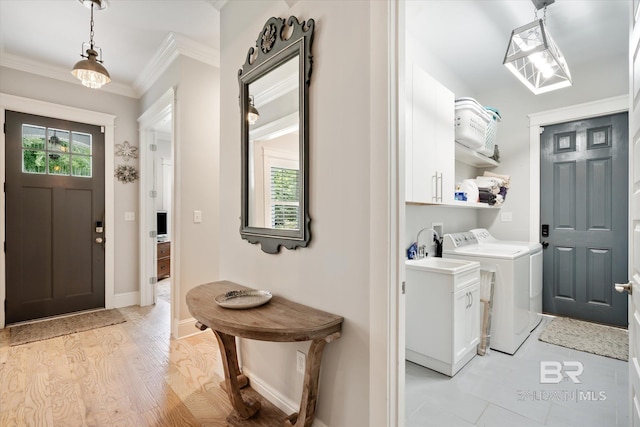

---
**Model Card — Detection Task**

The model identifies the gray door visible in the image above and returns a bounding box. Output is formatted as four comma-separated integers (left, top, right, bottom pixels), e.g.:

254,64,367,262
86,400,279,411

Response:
5,110,105,324
540,112,628,326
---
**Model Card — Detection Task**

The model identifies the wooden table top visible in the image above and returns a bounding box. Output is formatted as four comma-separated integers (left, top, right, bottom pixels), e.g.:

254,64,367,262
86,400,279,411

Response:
186,281,343,342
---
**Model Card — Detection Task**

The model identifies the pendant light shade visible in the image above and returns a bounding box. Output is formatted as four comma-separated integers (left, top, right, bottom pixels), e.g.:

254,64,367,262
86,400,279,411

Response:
72,0,111,89
503,18,572,94
248,96,260,125
72,48,111,89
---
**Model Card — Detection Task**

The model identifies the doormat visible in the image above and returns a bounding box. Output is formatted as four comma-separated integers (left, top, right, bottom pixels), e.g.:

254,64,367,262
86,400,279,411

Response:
538,317,628,361
10,309,126,346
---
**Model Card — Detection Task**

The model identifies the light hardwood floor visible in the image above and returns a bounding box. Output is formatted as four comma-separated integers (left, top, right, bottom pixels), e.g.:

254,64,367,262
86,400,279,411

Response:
0,300,233,426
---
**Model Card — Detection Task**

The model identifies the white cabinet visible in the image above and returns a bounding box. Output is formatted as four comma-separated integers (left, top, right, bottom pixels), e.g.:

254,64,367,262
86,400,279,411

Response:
406,64,455,204
405,258,480,376
453,283,480,363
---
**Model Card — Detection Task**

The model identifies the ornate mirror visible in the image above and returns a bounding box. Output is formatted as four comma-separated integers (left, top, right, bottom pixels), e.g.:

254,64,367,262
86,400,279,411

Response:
239,16,314,254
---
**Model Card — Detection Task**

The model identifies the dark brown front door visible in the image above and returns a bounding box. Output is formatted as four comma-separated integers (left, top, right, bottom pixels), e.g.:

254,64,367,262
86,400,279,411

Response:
5,110,105,324
540,112,628,326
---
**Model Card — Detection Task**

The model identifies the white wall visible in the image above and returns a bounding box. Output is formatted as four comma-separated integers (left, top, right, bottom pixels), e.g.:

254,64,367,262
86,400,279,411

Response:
140,56,221,324
476,58,628,241
220,1,390,425
0,66,140,296
405,2,629,243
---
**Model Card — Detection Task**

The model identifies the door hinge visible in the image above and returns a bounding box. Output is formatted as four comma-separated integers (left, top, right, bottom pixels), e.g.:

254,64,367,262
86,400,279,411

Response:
149,277,158,285
149,230,157,238
402,281,406,295
100,126,105,134
149,190,157,198
150,144,158,152
539,126,545,134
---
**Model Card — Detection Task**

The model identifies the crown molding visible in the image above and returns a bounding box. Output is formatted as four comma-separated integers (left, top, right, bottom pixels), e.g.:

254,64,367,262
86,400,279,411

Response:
0,52,137,98
131,32,220,98
1,33,219,99
205,0,228,10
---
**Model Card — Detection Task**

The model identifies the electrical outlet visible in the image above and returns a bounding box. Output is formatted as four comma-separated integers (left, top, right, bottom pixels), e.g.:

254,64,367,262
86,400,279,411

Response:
296,350,306,374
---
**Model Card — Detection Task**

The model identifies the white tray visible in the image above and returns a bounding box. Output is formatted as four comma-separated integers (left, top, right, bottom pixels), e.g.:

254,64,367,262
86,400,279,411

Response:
215,290,273,309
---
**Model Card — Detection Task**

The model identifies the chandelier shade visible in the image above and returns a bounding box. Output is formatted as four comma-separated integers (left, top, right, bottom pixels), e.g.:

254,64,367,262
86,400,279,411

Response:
503,19,572,95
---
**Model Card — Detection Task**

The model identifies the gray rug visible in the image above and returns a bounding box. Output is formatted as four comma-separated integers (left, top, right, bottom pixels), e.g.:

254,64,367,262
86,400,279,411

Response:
539,317,628,361
10,309,126,346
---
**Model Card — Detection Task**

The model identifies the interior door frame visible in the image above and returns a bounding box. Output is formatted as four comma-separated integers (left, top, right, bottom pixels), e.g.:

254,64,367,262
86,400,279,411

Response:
528,95,629,244
0,93,116,328
138,87,178,337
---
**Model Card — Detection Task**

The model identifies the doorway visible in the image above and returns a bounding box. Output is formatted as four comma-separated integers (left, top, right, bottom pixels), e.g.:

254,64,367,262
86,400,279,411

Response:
5,110,106,324
540,112,629,326
0,93,116,329
138,88,176,335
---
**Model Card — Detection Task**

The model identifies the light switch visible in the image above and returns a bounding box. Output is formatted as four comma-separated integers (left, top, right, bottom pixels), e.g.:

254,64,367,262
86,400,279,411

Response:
193,210,202,223
124,211,135,221
501,211,513,222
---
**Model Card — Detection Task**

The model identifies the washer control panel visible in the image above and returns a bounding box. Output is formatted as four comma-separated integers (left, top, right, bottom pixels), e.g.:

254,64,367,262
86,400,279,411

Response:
443,232,478,250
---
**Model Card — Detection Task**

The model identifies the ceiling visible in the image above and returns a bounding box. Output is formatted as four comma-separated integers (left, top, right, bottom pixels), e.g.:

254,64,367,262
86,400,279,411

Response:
0,0,223,97
0,1,630,100
406,0,629,96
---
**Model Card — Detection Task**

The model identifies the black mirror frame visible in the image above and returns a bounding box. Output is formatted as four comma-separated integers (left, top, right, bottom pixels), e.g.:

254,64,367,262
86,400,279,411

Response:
238,16,314,254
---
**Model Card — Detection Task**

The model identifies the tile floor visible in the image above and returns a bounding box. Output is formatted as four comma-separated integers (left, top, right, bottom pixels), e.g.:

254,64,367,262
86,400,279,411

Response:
405,316,628,427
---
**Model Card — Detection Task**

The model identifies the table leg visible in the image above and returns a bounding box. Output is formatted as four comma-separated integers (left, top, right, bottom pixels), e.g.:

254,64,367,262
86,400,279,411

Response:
212,330,261,419
285,332,340,427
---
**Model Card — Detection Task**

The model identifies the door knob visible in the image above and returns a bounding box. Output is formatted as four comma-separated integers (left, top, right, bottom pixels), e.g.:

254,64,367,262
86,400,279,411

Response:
614,282,632,294
95,237,104,244
541,241,549,249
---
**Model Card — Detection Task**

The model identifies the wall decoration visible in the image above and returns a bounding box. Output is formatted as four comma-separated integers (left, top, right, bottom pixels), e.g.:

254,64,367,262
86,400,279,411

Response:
115,164,139,183
115,140,138,162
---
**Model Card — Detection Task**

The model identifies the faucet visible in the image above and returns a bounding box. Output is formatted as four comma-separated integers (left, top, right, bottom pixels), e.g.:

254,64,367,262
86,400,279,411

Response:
416,228,441,259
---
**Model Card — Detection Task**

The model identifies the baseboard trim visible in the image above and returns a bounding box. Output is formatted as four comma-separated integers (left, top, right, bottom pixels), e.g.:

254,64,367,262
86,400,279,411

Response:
176,316,206,339
242,367,328,427
113,291,139,308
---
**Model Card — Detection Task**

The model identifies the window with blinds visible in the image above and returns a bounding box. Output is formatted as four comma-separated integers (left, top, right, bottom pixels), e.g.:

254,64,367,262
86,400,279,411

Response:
270,166,300,229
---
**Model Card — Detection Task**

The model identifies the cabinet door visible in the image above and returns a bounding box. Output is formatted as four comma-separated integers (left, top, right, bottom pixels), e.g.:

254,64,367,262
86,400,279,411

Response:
453,283,480,363
466,283,481,350
408,65,455,204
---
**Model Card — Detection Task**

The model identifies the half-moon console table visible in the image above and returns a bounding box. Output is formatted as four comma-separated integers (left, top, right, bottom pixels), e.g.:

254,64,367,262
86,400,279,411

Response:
186,281,343,427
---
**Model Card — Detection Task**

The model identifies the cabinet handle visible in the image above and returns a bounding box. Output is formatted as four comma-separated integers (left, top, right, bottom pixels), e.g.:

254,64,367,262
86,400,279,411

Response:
438,172,443,203
432,174,438,202
469,292,473,307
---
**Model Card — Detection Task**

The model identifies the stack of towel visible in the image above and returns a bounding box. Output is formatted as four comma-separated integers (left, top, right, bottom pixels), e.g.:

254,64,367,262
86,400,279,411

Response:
473,171,510,206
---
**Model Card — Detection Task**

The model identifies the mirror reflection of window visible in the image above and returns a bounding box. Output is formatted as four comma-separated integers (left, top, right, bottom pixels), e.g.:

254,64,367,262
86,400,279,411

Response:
251,138,299,229
247,55,300,230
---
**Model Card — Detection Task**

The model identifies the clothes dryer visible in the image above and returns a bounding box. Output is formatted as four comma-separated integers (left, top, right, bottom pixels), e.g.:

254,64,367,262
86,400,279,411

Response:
470,228,543,331
443,232,530,355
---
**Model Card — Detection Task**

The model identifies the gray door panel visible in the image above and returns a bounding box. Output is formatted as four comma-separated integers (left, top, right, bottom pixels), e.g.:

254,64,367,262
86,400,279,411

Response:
541,112,628,326
5,110,105,324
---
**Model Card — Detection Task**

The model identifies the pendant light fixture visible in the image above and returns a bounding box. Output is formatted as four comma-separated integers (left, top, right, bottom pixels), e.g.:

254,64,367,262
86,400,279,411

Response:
248,95,260,125
71,0,111,89
503,0,571,95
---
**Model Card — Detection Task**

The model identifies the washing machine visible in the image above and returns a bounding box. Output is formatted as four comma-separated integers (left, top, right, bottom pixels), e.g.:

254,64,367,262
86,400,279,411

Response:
443,232,531,355
470,228,543,332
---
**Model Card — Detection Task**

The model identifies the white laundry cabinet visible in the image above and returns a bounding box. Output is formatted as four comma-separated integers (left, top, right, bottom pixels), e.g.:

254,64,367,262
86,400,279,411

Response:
405,257,481,376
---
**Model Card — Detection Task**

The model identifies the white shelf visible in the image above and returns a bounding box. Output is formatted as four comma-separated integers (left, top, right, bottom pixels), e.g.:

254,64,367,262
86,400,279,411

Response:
455,143,499,168
406,200,501,209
